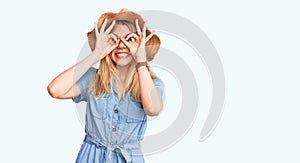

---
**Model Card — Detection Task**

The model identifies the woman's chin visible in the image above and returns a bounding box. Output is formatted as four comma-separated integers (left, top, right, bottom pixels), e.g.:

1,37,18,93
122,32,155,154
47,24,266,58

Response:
114,59,133,67
112,54,133,67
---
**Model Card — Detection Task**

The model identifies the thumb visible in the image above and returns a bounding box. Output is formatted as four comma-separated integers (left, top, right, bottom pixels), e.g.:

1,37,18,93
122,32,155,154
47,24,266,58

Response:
120,38,131,48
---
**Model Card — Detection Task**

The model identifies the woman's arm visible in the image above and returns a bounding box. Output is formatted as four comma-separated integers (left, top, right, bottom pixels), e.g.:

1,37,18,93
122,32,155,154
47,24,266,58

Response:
47,52,100,99
121,19,163,116
138,68,163,116
47,20,118,99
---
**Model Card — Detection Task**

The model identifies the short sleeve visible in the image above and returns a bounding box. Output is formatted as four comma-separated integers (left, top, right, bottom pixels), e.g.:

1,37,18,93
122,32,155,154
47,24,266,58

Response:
72,67,97,103
152,78,164,98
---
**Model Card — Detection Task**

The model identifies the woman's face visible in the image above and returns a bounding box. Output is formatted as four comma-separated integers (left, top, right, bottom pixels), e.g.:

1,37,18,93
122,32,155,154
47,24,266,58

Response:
110,24,134,67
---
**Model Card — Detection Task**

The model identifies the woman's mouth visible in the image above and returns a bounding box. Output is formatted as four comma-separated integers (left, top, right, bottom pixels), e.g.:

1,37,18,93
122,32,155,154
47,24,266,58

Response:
115,52,129,58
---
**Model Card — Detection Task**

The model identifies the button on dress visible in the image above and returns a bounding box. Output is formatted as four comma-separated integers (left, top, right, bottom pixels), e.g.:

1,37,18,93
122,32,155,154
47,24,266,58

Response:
72,68,164,163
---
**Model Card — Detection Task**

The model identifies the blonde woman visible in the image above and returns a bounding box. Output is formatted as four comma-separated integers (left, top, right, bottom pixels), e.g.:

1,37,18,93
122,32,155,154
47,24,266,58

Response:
47,9,164,163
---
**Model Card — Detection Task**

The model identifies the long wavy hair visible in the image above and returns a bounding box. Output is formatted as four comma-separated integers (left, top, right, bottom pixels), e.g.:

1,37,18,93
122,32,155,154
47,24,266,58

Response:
90,20,159,102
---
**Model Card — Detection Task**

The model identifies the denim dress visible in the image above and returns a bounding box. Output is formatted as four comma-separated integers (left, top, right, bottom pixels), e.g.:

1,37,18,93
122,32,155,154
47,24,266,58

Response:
72,68,163,163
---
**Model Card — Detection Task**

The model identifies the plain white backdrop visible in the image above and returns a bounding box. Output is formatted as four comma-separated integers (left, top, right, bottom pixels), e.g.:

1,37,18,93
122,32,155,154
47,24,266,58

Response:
0,0,299,162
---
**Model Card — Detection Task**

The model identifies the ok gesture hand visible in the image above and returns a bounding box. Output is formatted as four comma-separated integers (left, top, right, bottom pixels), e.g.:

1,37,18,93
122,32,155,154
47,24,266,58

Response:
120,19,155,62
93,19,119,61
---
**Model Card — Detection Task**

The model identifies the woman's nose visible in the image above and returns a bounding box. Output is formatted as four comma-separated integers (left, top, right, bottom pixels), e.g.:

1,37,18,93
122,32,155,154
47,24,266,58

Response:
117,40,126,48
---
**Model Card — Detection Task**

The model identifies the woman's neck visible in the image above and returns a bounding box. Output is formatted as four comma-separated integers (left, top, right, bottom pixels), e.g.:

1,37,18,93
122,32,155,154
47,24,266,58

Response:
115,62,133,83
114,62,135,99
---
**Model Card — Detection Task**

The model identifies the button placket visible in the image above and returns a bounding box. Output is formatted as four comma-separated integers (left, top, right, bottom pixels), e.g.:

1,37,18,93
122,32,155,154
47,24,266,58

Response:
113,104,120,122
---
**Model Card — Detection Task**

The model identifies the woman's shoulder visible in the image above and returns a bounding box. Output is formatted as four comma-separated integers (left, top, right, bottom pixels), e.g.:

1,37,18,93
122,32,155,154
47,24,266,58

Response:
87,67,98,74
77,67,98,85
152,78,164,86
82,67,98,79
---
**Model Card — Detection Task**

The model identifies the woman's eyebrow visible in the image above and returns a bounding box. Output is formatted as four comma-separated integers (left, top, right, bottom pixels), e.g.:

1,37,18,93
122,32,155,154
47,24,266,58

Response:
111,33,119,38
111,33,135,39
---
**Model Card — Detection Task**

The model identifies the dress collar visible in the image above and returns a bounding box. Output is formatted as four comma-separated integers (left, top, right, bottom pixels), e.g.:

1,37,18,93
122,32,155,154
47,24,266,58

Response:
109,77,132,101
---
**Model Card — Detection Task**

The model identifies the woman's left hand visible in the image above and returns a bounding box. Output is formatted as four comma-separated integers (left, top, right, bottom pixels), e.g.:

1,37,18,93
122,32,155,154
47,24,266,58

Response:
120,19,155,62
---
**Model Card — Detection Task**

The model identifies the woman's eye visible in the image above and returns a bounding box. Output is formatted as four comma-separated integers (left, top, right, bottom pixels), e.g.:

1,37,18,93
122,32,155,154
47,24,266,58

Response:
111,38,117,43
127,37,135,42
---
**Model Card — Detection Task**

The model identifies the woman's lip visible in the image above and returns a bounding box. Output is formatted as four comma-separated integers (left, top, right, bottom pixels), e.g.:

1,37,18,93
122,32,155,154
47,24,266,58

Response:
115,51,129,54
115,53,129,57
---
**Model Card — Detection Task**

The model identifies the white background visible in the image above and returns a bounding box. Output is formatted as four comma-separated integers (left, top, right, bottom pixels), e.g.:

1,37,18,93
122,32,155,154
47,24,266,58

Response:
0,0,299,162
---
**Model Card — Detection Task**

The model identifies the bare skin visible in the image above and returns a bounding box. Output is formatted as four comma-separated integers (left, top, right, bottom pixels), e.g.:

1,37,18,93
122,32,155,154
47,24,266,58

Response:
47,19,163,116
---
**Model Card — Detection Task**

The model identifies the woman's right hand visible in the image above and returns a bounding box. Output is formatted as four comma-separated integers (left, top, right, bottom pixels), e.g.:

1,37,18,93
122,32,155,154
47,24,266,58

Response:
48,19,118,99
92,19,119,62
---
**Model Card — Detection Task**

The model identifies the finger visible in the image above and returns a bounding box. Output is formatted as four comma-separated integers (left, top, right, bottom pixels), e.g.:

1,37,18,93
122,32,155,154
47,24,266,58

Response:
107,43,118,54
120,38,132,48
135,19,142,35
100,18,108,33
115,39,120,46
94,22,99,39
142,21,147,38
144,32,155,43
105,20,116,34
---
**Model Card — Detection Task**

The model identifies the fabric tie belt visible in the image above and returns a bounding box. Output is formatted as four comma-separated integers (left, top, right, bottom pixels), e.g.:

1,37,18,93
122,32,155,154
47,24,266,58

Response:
84,135,141,163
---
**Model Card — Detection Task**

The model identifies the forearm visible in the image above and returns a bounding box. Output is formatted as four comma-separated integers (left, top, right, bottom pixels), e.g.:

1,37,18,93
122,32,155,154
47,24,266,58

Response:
47,51,100,98
138,67,163,116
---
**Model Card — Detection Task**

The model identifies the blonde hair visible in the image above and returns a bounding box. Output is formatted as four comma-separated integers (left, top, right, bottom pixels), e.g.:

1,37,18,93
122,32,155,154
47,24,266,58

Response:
91,20,159,102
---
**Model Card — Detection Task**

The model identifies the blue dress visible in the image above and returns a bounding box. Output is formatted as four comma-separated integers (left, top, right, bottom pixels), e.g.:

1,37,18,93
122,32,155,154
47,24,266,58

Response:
72,68,164,163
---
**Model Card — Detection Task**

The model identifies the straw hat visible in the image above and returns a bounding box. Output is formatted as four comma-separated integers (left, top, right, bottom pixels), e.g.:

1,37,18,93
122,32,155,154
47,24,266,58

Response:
87,9,160,61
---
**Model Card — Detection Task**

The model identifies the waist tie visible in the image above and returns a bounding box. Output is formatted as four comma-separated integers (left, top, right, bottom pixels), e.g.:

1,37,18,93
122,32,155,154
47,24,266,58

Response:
84,135,141,163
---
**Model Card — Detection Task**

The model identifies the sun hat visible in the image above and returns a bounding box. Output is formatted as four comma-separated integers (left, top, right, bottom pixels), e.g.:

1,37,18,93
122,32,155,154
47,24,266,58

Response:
87,9,160,61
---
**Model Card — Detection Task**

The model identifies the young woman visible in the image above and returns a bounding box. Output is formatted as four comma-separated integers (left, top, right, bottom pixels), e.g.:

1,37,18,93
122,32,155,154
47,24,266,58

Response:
47,9,164,163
